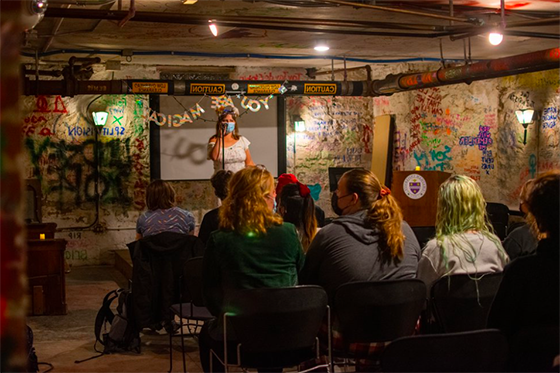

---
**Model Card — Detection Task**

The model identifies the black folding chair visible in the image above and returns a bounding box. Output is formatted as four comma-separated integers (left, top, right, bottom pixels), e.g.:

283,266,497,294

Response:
486,202,510,241
411,226,436,249
381,329,508,372
169,257,213,373
210,286,330,373
333,279,426,368
508,325,560,372
430,272,503,333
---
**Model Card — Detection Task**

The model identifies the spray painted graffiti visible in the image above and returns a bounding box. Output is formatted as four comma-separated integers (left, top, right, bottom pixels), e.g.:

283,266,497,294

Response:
413,145,453,171
25,137,134,208
459,126,493,151
542,106,558,129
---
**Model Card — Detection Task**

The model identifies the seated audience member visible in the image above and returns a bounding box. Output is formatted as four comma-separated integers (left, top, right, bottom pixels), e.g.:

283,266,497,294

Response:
300,168,421,301
488,171,559,339
417,175,508,291
198,170,233,245
199,166,305,372
276,173,326,227
136,179,195,239
278,182,319,252
503,178,538,260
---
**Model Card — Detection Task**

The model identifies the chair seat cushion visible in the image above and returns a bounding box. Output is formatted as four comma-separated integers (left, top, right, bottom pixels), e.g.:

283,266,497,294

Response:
171,303,213,320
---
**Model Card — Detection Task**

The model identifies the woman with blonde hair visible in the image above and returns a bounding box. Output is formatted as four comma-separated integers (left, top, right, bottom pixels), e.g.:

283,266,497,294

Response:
199,166,304,372
300,168,421,301
417,175,508,290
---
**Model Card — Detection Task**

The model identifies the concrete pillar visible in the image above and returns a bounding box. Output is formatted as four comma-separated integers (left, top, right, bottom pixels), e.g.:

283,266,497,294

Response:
1,0,26,371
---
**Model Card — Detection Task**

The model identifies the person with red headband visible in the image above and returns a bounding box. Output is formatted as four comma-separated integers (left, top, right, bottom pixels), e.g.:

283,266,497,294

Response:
278,182,318,252
276,173,326,228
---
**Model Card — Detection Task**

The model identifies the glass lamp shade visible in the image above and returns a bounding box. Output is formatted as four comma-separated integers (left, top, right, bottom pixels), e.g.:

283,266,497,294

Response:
515,109,535,125
93,111,108,126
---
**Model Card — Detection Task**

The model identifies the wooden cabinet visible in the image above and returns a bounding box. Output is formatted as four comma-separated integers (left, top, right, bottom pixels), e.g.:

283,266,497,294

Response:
27,239,67,315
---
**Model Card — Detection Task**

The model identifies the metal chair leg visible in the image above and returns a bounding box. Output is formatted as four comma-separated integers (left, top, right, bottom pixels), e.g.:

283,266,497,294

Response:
168,330,173,373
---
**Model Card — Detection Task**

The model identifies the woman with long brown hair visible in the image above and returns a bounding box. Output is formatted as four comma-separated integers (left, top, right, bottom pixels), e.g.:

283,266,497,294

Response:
278,182,318,252
300,168,421,301
199,166,305,372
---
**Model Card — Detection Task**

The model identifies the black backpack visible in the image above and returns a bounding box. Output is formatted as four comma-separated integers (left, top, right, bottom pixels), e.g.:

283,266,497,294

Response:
76,288,141,364
26,325,39,373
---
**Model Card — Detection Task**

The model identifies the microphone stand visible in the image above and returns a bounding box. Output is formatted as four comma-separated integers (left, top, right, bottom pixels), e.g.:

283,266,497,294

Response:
221,125,226,171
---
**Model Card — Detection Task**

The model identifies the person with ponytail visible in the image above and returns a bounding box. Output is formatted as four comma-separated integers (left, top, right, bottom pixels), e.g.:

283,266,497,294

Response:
417,175,508,291
278,182,318,252
300,168,421,301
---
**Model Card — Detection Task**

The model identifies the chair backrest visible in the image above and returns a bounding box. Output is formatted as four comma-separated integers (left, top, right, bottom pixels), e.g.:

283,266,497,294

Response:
334,279,426,344
430,272,503,333
411,226,436,249
226,286,327,353
508,325,560,372
381,329,508,372
486,202,510,240
182,256,205,306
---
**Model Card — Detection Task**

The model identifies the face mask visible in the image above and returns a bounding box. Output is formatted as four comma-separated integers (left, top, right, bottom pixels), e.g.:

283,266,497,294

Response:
331,192,352,216
225,122,236,134
273,199,277,214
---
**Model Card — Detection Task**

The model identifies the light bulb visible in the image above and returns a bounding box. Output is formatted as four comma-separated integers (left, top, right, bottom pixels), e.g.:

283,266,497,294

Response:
314,44,330,52
208,21,218,37
488,32,503,46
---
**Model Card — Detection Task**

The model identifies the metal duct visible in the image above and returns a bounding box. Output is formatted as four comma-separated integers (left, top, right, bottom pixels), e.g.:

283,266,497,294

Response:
24,79,367,97
371,47,560,95
23,48,559,97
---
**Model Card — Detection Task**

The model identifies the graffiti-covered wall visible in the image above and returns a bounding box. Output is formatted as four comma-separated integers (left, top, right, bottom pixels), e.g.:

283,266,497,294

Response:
21,64,559,266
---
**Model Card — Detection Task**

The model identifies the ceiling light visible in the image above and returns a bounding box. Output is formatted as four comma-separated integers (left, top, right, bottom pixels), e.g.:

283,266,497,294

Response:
488,32,503,46
209,20,218,37
182,0,198,4
314,43,330,52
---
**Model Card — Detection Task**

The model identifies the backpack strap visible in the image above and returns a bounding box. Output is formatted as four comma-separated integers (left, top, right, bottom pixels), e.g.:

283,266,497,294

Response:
93,289,120,350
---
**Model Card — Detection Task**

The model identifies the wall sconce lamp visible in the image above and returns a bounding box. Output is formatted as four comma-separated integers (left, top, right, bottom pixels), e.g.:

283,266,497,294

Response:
294,115,306,132
516,108,535,145
93,111,108,126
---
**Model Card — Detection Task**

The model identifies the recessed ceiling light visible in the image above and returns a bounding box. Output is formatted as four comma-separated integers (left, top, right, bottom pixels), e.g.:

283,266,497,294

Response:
314,44,330,52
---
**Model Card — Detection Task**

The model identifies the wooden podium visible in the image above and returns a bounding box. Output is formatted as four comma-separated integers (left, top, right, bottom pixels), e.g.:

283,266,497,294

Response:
391,171,451,227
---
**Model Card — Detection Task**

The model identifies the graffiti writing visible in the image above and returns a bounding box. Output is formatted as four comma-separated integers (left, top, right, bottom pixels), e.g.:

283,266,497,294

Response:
413,145,452,171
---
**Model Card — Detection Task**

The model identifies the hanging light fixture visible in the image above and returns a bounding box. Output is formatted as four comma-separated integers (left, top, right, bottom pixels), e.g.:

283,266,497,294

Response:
488,32,503,46
515,108,535,145
208,20,218,37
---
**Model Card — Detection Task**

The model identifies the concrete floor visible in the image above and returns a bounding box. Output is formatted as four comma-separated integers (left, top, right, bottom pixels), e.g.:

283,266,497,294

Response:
28,266,203,373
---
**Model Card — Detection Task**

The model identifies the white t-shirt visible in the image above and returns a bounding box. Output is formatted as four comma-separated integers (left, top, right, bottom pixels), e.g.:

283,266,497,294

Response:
207,136,250,173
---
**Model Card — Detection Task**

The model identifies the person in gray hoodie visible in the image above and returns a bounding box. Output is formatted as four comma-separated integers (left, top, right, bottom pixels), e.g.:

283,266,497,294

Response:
300,168,421,302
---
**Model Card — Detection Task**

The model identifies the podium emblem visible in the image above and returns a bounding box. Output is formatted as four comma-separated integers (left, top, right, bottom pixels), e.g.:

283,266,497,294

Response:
403,174,427,200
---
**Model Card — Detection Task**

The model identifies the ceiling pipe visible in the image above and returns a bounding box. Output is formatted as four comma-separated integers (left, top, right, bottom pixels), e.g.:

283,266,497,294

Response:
23,48,559,97
43,8,456,38
371,48,559,95
314,0,481,25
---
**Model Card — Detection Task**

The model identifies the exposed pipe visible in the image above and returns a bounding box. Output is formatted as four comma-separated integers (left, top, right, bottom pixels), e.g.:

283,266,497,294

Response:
43,8,455,38
48,0,116,4
450,29,560,41
313,65,371,77
371,48,560,95
23,48,560,98
314,0,481,24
